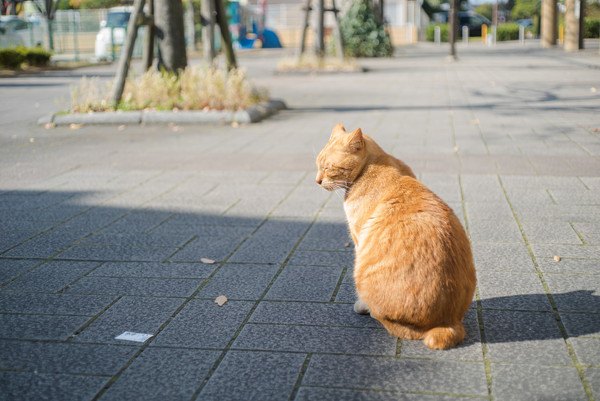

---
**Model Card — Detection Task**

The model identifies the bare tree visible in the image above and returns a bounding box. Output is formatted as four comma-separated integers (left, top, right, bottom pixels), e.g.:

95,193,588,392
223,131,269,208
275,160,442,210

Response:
32,0,59,50
154,0,188,72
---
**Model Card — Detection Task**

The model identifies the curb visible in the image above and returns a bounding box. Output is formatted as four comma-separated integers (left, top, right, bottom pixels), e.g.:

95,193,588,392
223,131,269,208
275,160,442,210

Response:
38,99,287,126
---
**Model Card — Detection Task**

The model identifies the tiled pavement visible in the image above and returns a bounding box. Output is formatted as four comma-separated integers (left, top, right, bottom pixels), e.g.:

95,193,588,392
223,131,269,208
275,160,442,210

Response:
1,42,599,400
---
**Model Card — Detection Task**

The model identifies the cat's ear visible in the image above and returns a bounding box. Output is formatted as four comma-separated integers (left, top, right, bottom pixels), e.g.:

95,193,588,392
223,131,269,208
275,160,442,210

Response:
331,123,346,137
347,128,364,152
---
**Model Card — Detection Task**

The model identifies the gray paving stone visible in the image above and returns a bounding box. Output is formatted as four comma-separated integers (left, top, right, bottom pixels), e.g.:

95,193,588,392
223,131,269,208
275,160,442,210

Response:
521,221,583,245
88,261,215,278
0,371,107,401
400,309,482,361
549,189,600,205
544,274,600,312
476,270,550,311
168,226,255,262
75,296,184,344
571,337,600,366
468,218,524,244
153,299,253,348
537,257,600,274
229,219,310,264
66,276,203,297
472,243,535,272
586,368,600,399
0,340,138,375
482,309,572,365
303,354,487,396
491,364,587,401
531,244,600,260
1,260,99,293
288,250,354,267
101,348,220,401
572,222,600,245
57,244,178,262
250,301,379,328
197,351,305,401
0,259,39,286
298,222,351,251
196,263,278,300
559,312,600,338
233,323,395,355
294,388,474,401
464,201,514,222
461,175,505,203
0,313,89,341
335,281,357,303
265,265,343,302
0,293,115,315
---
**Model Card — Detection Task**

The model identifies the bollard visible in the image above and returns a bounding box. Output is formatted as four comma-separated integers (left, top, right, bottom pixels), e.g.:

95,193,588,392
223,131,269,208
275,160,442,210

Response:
519,25,525,45
462,26,469,44
559,23,564,45
434,26,441,45
482,24,487,43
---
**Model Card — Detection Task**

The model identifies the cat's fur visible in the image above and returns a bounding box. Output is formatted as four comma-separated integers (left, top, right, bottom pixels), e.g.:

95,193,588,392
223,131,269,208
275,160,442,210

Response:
316,124,476,350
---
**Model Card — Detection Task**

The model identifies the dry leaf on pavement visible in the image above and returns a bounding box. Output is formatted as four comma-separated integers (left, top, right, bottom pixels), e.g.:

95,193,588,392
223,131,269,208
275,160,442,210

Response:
215,295,228,306
200,258,216,264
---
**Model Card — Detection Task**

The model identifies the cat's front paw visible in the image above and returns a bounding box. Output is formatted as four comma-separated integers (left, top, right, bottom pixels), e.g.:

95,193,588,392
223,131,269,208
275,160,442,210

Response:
353,299,370,315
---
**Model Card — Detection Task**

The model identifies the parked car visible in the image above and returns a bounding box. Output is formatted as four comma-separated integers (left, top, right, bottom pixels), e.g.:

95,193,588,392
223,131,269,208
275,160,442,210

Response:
95,6,132,61
0,16,28,47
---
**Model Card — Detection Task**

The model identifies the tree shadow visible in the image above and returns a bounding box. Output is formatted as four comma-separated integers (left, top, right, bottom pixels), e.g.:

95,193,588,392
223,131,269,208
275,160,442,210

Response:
0,189,598,347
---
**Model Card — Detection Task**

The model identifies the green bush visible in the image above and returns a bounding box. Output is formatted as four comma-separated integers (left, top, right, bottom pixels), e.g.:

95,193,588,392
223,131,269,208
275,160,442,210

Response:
0,48,25,69
496,23,520,41
18,47,52,66
340,0,393,57
584,18,600,38
425,24,449,42
0,47,52,69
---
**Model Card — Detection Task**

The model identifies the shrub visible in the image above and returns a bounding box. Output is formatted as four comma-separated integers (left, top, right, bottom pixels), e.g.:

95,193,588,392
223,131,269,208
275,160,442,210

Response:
0,48,25,69
340,0,393,57
70,66,268,113
425,24,449,42
18,47,52,67
495,23,520,41
584,18,600,38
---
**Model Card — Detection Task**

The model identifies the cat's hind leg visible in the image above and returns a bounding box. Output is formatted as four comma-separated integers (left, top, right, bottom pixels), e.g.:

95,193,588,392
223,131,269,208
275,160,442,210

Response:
423,322,466,350
353,299,370,315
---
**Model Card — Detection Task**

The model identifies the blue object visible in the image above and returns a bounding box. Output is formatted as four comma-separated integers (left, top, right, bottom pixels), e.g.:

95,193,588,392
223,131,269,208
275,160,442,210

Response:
261,28,282,48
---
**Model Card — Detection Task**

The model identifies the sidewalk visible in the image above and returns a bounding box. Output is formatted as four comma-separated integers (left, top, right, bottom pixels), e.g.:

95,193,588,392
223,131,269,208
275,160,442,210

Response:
0,42,599,401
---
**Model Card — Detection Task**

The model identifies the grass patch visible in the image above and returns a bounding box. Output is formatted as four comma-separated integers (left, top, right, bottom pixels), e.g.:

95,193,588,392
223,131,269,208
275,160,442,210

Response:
70,66,268,113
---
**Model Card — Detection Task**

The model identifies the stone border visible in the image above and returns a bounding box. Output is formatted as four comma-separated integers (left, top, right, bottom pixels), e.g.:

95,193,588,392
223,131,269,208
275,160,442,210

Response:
38,100,287,126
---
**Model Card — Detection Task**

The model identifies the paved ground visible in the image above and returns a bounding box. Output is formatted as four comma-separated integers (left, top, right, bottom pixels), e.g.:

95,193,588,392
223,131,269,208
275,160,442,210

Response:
1,42,599,401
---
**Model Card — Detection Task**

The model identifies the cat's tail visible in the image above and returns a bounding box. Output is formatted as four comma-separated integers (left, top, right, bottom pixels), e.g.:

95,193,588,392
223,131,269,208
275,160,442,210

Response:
423,323,465,350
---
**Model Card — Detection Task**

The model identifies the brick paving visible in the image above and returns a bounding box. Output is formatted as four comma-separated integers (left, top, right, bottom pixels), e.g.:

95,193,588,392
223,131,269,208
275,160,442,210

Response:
0,42,599,400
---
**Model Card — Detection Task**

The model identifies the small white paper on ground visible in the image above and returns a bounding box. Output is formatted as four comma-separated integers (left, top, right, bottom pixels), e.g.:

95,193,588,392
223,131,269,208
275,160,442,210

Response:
115,331,154,343
201,258,216,264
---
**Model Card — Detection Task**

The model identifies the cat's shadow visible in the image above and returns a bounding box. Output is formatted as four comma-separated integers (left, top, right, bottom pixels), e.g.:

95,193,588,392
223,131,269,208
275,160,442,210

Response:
468,290,600,342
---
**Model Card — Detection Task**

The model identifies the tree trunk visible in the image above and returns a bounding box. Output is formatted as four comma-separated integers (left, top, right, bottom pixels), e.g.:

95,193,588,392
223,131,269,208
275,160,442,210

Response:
213,0,237,70
154,0,188,72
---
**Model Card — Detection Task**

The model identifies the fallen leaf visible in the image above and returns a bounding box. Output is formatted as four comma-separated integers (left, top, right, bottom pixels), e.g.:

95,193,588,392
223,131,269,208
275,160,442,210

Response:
344,242,351,248
117,125,126,131
69,123,83,130
215,295,228,306
231,121,239,128
171,125,181,132
29,138,35,143
44,122,55,129
200,258,216,264
554,255,561,262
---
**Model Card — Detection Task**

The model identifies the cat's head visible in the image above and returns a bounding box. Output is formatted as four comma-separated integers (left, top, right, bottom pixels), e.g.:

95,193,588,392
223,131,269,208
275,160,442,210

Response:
315,123,367,191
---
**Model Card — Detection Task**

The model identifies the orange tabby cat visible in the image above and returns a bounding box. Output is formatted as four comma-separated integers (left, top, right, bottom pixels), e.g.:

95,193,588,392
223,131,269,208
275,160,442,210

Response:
316,124,476,350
